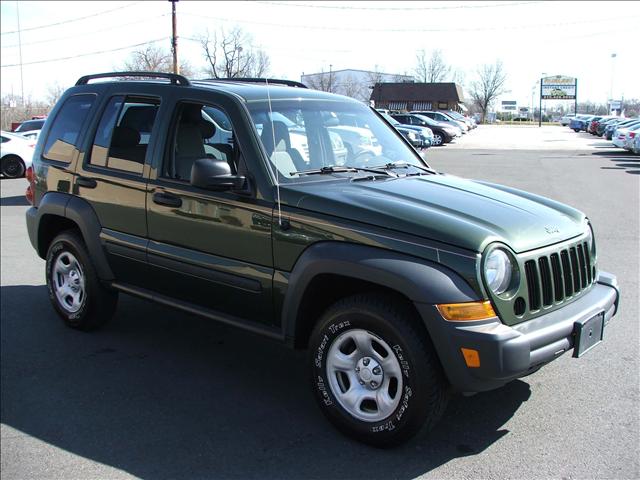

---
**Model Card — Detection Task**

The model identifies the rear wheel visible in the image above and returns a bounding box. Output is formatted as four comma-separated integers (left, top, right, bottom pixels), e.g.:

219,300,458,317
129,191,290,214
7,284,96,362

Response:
573,128,580,132
46,231,118,330
1,155,25,178
309,294,448,447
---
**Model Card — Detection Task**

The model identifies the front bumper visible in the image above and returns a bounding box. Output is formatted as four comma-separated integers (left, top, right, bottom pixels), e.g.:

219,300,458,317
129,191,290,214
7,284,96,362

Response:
417,271,619,392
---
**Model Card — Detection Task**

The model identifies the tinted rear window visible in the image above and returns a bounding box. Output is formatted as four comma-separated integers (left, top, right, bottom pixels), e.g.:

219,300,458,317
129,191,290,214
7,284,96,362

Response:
43,94,95,163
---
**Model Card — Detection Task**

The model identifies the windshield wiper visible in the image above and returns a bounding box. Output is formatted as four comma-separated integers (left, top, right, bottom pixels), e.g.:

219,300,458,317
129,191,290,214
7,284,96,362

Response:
291,165,397,177
369,161,434,175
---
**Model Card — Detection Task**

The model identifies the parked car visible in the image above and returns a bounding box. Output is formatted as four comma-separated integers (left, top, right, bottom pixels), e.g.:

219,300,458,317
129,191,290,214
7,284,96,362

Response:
1,130,35,178
380,112,433,149
412,110,468,133
606,118,638,140
632,131,640,155
391,113,457,146
596,118,623,137
622,127,640,152
560,114,576,126
569,114,595,132
442,110,477,129
25,72,619,448
13,118,46,133
612,121,640,148
19,129,42,142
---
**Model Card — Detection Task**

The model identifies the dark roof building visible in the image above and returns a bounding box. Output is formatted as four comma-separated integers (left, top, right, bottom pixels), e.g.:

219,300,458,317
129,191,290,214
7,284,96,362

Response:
370,82,466,112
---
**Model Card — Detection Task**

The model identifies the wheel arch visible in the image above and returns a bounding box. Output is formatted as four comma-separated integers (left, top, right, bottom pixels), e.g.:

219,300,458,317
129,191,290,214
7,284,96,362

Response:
282,242,479,349
34,192,114,280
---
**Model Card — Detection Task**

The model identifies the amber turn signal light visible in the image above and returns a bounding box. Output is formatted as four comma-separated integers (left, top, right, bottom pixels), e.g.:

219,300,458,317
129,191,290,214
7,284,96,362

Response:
461,348,481,368
436,300,496,321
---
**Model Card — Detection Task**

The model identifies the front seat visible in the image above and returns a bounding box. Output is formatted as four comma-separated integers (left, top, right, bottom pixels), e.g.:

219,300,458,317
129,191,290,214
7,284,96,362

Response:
260,120,305,176
174,105,216,181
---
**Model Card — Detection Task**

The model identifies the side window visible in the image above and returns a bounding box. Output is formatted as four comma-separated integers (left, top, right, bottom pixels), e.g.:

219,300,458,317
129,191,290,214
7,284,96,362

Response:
1,136,8,143
163,103,237,182
43,94,95,163
88,96,159,175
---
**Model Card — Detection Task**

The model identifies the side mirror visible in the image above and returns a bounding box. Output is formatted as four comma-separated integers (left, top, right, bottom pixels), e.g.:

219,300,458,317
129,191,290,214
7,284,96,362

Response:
190,158,246,192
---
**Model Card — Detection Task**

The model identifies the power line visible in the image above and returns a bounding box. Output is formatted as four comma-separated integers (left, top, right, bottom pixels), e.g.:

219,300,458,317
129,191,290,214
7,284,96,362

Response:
1,2,142,35
1,14,169,48
255,1,541,10
0,38,168,68
181,12,640,33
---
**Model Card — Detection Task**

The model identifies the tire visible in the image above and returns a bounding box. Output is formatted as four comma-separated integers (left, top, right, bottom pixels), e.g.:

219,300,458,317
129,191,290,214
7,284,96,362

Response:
573,128,580,132
309,294,448,447
432,133,443,146
46,230,118,331
1,155,26,178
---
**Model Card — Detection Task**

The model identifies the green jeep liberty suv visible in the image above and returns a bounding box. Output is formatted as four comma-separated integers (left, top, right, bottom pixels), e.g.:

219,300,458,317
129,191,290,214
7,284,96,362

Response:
25,72,620,447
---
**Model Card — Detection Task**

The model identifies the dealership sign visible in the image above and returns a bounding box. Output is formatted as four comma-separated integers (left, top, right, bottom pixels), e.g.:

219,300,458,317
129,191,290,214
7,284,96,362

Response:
541,75,577,100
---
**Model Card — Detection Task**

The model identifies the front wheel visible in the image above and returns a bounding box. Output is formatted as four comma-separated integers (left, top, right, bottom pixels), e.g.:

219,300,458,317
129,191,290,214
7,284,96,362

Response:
432,133,443,146
309,294,448,447
573,128,580,132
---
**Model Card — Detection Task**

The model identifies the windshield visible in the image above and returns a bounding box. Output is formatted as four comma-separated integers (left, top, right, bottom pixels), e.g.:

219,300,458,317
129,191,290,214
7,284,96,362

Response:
248,99,426,183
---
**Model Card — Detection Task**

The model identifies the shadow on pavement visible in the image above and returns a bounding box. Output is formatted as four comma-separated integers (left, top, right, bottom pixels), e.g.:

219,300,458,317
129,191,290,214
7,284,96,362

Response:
1,285,531,479
593,150,640,175
0,195,30,207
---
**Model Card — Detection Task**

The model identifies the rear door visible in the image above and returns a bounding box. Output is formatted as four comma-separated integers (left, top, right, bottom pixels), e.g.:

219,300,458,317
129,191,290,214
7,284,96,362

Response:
74,88,164,287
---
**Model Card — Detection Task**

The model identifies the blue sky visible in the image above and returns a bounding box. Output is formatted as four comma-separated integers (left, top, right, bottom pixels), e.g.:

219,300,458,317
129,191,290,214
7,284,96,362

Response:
1,1,638,108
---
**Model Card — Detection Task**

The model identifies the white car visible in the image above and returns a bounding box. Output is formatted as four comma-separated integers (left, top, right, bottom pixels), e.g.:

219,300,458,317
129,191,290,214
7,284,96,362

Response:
560,114,576,126
19,129,41,142
622,127,640,152
1,130,35,178
328,125,383,158
612,121,640,148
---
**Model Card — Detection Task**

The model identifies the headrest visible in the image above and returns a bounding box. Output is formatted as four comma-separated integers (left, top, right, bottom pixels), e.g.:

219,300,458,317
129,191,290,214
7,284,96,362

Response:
111,126,140,147
182,104,203,124
199,120,216,139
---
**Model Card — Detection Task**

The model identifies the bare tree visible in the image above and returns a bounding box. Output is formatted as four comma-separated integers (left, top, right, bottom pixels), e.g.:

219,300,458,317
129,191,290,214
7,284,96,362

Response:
414,50,451,83
46,82,66,106
198,26,270,78
469,61,508,123
119,44,193,76
304,68,337,93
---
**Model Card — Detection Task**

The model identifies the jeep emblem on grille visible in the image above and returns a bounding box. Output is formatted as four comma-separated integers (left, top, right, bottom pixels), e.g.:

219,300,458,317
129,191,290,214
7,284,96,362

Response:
545,226,560,234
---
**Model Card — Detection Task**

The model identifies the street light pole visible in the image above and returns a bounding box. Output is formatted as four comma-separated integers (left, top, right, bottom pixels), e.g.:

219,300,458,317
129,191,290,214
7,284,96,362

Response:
609,53,617,113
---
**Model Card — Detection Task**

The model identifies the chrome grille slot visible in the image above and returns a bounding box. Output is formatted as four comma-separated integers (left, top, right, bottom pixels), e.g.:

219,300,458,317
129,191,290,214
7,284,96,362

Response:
525,260,541,311
538,257,553,306
561,250,573,297
583,242,592,284
569,247,581,292
576,244,587,289
550,253,564,302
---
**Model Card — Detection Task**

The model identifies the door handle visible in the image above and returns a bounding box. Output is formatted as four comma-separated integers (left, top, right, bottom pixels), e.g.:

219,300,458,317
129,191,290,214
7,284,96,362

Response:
153,192,182,208
76,177,97,189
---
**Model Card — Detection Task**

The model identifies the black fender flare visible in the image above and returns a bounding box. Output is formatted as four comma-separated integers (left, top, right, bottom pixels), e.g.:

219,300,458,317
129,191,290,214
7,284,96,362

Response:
33,192,114,280
281,242,479,342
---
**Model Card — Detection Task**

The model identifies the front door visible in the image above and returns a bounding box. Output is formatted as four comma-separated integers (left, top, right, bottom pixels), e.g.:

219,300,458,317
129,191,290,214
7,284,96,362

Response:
145,97,274,324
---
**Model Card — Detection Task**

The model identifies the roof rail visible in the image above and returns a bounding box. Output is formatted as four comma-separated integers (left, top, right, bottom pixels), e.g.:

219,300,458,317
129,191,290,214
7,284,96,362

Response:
76,71,191,86
199,78,308,89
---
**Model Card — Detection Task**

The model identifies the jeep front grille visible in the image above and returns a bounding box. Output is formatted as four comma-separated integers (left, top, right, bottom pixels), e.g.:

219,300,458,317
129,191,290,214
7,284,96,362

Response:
524,241,594,312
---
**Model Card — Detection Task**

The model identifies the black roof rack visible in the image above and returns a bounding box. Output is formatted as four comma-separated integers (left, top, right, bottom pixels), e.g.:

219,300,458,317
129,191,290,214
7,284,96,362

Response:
198,78,308,89
76,71,190,86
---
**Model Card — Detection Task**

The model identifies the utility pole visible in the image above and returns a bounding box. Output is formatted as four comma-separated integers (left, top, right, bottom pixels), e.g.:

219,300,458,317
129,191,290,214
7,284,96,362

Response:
16,1,24,106
329,64,333,93
170,0,179,74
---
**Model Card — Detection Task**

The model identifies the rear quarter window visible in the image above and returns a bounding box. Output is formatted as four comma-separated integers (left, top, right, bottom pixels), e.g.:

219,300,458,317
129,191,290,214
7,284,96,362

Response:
43,94,96,163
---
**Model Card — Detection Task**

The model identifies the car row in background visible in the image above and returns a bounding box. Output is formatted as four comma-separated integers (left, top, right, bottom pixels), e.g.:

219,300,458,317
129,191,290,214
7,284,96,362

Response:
1,131,36,178
566,114,640,155
377,109,477,147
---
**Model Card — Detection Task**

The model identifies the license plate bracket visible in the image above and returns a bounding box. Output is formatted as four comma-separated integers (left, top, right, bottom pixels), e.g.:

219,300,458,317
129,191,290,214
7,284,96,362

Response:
573,312,604,358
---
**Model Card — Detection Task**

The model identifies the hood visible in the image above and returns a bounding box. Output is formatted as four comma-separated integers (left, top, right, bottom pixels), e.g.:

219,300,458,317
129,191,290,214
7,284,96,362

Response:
282,174,586,253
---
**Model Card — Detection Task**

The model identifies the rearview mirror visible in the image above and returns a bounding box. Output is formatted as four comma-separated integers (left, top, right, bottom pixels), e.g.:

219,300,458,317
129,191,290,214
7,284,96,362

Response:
190,158,246,192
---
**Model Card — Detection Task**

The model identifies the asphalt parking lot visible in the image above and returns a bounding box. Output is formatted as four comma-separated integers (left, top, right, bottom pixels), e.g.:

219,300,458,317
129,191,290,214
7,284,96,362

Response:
1,125,638,479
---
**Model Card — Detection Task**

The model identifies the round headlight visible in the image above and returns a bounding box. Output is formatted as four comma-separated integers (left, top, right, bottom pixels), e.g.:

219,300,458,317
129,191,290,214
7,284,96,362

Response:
484,249,513,295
